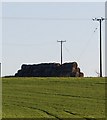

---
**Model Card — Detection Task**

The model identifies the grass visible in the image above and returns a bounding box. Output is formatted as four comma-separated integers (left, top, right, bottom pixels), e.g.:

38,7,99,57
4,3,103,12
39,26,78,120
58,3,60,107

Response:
2,77,106,119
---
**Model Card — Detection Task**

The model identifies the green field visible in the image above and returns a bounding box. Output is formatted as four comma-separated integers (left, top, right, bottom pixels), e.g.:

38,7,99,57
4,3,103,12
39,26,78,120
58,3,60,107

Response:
2,77,106,119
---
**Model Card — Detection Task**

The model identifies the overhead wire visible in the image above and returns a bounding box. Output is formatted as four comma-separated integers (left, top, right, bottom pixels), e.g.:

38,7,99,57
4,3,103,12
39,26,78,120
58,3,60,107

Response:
76,24,99,61
2,16,102,64
62,24,99,63
2,40,55,47
1,17,92,21
63,44,77,62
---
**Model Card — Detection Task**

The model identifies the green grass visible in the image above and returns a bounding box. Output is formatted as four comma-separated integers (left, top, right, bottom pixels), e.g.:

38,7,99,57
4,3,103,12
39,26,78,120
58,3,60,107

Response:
2,77,106,119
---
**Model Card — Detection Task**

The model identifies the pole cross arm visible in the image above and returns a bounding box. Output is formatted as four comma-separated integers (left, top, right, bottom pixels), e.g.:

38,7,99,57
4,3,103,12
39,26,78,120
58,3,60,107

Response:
57,40,66,42
92,17,105,21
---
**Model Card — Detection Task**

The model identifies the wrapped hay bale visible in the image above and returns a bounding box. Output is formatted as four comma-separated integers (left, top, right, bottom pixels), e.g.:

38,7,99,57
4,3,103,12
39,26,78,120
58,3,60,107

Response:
72,62,78,68
75,72,80,77
79,72,84,77
15,62,84,77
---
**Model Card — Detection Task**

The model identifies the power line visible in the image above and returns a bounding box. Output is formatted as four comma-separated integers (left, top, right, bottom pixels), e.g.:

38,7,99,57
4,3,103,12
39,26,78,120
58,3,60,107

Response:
77,25,99,61
1,17,92,21
63,44,77,61
62,26,99,64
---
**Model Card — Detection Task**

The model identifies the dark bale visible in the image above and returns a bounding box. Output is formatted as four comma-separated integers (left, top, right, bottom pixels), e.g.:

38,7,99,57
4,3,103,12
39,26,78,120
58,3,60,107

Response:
15,62,84,77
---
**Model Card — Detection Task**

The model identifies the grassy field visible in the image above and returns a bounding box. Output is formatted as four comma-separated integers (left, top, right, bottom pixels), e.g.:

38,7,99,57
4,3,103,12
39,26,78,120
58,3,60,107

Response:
2,77,106,119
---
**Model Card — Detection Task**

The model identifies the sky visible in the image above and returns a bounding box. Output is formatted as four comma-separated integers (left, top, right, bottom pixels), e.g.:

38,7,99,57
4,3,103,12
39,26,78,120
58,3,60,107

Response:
0,1,106,77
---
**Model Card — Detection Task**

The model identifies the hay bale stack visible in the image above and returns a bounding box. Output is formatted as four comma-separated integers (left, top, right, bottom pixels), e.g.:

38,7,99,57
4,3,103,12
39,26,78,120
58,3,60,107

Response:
15,62,84,77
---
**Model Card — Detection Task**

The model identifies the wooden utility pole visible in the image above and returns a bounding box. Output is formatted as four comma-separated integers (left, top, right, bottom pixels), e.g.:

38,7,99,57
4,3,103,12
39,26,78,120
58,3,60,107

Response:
57,40,66,65
93,17,105,77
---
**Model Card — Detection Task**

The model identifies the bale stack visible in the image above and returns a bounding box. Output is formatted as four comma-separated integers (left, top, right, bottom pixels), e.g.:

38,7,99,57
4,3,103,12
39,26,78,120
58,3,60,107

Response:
15,62,84,77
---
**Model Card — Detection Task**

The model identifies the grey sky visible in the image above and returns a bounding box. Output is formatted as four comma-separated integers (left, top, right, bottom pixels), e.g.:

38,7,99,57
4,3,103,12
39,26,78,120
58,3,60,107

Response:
1,2,105,77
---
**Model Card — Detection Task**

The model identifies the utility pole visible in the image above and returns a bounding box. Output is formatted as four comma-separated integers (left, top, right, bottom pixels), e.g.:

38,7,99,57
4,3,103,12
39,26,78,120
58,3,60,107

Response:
0,63,1,77
57,40,66,65
93,17,105,77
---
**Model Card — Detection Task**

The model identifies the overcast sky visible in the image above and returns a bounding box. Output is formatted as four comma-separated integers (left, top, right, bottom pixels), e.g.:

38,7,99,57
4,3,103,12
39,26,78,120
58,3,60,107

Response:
1,1,106,77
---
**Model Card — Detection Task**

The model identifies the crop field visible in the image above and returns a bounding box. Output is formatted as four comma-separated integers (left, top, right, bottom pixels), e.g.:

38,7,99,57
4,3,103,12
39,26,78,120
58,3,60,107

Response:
2,77,106,119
